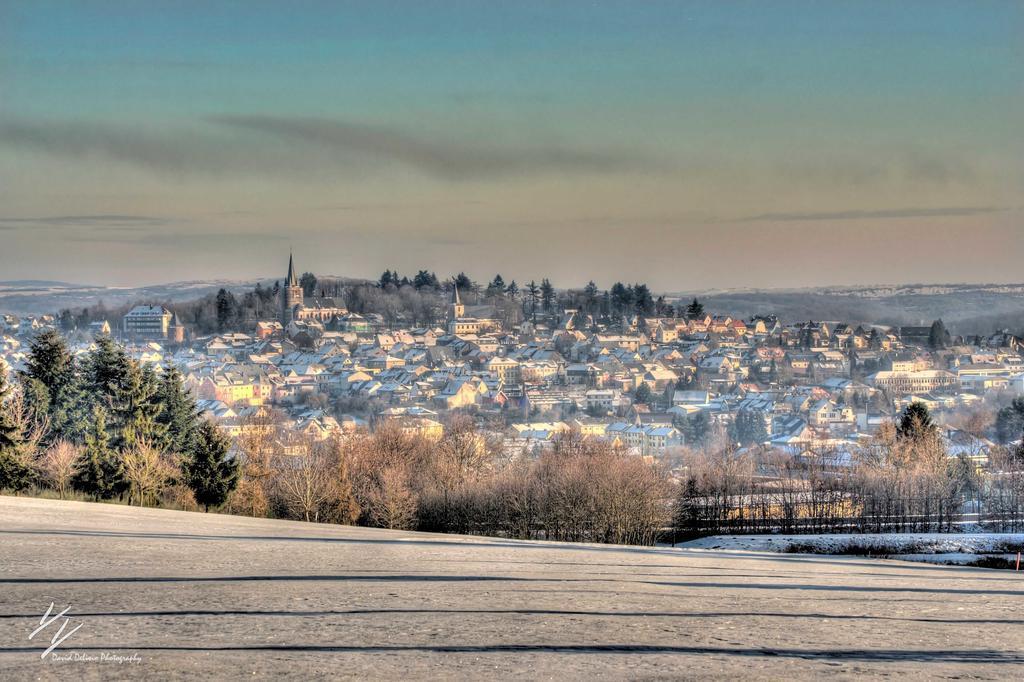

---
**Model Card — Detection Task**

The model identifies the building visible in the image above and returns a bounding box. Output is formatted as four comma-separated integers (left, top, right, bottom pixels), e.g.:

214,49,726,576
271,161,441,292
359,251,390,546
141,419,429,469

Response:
867,369,959,395
281,252,304,327
123,305,173,339
279,253,346,329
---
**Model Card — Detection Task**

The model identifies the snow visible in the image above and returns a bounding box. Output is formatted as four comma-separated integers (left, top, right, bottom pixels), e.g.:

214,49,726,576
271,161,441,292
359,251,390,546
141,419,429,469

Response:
680,532,1024,555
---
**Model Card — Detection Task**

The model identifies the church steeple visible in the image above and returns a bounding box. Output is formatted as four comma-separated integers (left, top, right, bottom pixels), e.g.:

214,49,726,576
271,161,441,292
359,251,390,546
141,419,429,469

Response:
287,251,298,287
448,281,465,327
281,251,304,327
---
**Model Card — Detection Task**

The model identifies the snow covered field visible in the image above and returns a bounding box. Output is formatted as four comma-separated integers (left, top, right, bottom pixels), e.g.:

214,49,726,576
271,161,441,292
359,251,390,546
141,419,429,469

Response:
2,496,1024,679
682,532,1024,555
681,533,1024,568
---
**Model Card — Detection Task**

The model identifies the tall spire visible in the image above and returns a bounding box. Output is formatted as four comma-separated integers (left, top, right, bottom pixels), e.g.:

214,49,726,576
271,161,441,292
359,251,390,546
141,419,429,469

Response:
452,282,461,305
287,250,298,287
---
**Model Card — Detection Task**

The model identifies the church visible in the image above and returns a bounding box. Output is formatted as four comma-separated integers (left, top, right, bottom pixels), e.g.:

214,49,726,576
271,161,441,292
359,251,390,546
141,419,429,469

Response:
280,253,346,328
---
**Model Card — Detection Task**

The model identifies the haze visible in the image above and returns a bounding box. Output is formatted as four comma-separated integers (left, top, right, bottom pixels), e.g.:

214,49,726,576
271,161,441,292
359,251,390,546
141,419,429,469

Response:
1,1,1021,289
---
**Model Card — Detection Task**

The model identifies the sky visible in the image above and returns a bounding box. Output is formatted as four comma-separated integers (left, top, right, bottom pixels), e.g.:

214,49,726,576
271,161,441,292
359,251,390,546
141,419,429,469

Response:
1,1,1022,290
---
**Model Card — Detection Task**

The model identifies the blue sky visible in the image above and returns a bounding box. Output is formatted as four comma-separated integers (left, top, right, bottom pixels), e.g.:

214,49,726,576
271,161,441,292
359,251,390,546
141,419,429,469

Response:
1,1,1021,288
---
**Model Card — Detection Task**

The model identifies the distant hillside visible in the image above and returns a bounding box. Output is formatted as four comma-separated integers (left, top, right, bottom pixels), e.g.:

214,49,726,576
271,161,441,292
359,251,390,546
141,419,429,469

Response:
0,279,259,316
3,278,1022,337
672,283,1024,335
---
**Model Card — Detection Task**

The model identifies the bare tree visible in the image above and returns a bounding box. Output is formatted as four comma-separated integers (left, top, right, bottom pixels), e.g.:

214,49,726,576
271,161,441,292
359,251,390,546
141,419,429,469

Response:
37,440,80,499
122,439,176,507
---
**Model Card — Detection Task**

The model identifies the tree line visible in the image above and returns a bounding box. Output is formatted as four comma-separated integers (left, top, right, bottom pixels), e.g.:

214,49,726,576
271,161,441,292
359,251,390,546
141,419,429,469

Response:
0,330,238,509
58,271,710,335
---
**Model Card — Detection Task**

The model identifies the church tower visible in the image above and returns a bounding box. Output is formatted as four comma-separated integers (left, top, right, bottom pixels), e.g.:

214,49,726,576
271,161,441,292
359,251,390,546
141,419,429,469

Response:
281,251,304,326
449,283,464,321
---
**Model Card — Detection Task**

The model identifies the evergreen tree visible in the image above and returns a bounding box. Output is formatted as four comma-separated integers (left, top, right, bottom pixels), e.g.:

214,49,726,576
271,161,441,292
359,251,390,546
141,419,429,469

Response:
540,279,556,314
610,282,632,316
299,272,318,297
73,405,125,499
453,272,475,293
685,298,705,320
19,329,86,440
682,411,711,448
634,382,652,404
505,280,519,299
0,371,35,492
995,398,1024,444
156,366,200,457
582,281,599,314
897,402,935,441
215,288,236,331
633,283,654,316
730,410,768,446
928,319,951,349
524,281,541,324
184,420,239,512
486,274,506,299
110,362,166,449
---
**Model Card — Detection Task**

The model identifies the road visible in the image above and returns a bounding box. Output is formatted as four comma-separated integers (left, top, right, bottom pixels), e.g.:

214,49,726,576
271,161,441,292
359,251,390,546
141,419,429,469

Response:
2,495,1022,679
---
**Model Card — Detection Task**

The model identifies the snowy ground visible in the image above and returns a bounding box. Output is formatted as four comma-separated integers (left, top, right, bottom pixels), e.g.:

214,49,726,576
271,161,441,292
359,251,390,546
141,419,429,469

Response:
3,496,1024,680
680,533,1024,570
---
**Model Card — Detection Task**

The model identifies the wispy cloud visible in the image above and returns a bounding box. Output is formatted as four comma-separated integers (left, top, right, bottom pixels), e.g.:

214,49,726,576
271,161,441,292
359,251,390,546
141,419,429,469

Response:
206,115,663,179
0,214,173,229
737,206,1006,223
0,116,661,181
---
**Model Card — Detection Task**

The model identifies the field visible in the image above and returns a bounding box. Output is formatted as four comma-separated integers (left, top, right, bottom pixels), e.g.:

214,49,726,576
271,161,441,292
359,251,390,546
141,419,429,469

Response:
2,496,1024,679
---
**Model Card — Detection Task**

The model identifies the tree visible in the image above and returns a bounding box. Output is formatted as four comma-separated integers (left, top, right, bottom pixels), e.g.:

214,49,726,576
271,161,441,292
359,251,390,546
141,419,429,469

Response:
582,281,600,315
634,382,652,405
299,272,318,298
540,279,556,315
685,298,705,320
73,405,125,500
633,283,654,316
928,319,951,349
183,420,239,512
681,411,711,449
453,272,475,293
524,281,541,324
38,440,80,499
21,329,86,441
122,439,176,506
897,402,936,441
156,366,200,457
995,398,1024,444
108,361,165,449
0,372,36,493
215,288,236,331
486,274,506,299
730,410,768,446
505,280,519,300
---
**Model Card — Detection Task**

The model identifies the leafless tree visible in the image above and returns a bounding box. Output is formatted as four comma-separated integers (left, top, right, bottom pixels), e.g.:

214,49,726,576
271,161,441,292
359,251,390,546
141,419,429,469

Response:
37,440,80,500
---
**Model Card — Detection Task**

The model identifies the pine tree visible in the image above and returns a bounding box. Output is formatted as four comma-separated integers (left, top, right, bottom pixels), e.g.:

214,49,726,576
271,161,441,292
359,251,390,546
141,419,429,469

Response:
0,371,32,492
19,329,86,441
73,405,125,499
897,402,935,441
183,420,239,512
156,365,200,457
111,362,166,449
685,298,705,320
928,319,951,350
540,279,555,314
524,281,540,324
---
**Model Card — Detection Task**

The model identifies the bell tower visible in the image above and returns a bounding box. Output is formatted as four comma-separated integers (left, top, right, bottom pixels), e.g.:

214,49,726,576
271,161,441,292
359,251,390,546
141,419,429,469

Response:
281,251,304,326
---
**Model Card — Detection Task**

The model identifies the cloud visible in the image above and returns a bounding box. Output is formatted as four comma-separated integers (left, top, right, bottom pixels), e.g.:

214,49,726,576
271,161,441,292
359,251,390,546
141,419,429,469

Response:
0,214,173,229
0,116,661,181
208,114,662,179
737,206,1007,223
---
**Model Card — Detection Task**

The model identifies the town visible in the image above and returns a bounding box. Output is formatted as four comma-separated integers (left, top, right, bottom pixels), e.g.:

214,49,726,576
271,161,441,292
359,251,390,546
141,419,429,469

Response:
5,253,1020,463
